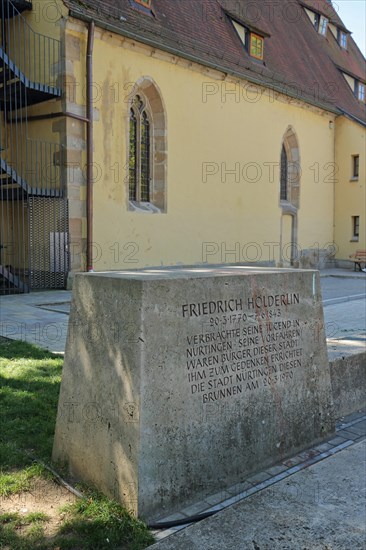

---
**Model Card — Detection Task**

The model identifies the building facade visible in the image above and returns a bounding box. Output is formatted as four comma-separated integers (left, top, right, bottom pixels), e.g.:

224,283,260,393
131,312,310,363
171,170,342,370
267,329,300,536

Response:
0,0,365,293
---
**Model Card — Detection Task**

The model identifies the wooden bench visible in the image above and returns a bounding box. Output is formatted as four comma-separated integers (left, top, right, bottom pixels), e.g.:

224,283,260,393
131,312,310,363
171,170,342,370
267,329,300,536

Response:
349,250,366,271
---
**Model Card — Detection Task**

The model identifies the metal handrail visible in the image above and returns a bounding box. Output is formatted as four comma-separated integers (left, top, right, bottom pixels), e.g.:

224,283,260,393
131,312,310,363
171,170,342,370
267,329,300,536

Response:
0,0,61,88
25,138,64,194
0,140,64,195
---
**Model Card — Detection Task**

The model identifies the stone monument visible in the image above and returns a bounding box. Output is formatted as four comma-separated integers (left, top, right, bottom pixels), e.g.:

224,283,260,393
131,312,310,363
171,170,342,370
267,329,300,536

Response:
52,266,335,521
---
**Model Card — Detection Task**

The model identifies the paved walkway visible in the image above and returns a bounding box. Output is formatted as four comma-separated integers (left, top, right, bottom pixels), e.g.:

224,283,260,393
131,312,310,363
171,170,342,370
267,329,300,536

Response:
0,268,365,548
0,268,364,354
150,412,366,548
0,290,70,354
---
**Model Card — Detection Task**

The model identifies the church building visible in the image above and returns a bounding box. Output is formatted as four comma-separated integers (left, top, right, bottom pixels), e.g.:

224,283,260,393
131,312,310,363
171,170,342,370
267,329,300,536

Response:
0,0,365,293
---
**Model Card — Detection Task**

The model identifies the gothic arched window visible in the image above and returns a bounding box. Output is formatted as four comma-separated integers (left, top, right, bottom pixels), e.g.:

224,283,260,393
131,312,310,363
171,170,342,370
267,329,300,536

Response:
280,144,288,201
129,95,151,203
280,127,300,209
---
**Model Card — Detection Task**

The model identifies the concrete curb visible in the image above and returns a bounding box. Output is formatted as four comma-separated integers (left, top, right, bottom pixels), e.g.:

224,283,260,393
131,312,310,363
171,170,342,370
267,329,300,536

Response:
323,293,366,306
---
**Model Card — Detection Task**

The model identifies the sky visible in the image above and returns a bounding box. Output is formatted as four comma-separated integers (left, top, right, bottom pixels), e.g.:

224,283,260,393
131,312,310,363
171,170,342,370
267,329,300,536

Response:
333,0,366,56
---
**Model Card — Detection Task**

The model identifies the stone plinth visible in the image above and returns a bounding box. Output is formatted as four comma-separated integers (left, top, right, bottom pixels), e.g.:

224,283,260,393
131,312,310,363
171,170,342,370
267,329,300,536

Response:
52,266,335,521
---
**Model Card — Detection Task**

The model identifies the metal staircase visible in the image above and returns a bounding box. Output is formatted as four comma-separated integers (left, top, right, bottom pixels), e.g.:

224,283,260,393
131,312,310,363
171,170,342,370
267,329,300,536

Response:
0,45,61,109
0,156,30,199
0,0,31,16
0,0,68,294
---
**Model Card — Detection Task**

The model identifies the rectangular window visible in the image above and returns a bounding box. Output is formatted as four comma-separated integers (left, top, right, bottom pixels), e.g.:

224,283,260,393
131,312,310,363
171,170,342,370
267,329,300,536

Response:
352,155,359,179
250,33,264,60
339,31,347,48
352,216,360,240
358,83,365,101
319,16,328,35
280,145,288,200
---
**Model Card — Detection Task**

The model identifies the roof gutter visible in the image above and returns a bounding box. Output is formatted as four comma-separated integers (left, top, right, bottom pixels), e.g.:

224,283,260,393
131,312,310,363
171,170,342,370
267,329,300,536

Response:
337,108,366,128
68,8,340,117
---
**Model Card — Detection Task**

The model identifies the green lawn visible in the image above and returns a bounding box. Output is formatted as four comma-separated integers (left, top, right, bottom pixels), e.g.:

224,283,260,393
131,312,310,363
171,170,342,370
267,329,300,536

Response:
0,338,154,549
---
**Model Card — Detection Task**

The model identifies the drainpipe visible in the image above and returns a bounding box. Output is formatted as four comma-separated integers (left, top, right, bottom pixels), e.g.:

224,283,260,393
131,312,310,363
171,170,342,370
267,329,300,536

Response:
86,20,95,272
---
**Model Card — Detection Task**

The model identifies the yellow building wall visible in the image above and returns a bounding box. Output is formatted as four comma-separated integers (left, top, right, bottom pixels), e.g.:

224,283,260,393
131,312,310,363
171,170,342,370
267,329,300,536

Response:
334,117,366,260
0,202,28,269
65,23,336,271
21,0,66,88
1,1,65,191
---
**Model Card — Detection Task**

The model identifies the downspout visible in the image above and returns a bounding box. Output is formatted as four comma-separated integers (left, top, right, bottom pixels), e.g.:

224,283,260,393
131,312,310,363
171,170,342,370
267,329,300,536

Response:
86,21,95,272
332,115,339,263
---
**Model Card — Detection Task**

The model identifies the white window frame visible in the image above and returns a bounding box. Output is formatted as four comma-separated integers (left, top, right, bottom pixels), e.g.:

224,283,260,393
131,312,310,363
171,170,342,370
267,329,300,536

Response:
358,83,365,101
319,16,328,36
340,31,347,49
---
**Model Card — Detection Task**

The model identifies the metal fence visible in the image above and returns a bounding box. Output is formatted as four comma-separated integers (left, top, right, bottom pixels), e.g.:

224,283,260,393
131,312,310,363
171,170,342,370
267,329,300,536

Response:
0,0,68,294
0,0,60,88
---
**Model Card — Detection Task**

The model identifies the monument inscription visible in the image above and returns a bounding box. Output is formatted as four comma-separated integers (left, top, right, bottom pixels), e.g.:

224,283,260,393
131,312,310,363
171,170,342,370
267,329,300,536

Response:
182,294,303,403
53,267,335,521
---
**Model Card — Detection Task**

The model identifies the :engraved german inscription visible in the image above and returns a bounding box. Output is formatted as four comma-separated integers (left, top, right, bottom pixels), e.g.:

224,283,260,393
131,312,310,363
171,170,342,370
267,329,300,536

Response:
183,294,302,403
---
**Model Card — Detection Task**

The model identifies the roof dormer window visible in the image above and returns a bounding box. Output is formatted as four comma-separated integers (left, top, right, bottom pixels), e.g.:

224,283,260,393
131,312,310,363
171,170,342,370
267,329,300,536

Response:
357,82,365,102
131,0,153,14
135,0,151,7
319,16,328,36
250,33,264,60
340,70,366,102
311,12,328,35
232,20,247,45
339,30,347,49
230,18,266,61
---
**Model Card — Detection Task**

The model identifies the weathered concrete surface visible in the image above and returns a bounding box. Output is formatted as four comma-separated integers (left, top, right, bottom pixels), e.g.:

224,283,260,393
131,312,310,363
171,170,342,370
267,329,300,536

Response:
330,353,366,417
324,297,366,361
150,440,366,550
323,293,366,418
52,266,334,521
0,269,364,355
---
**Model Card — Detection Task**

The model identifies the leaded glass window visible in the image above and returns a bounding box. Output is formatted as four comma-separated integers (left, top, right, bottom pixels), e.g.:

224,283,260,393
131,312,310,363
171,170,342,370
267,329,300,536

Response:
129,108,137,201
129,95,151,203
280,145,288,200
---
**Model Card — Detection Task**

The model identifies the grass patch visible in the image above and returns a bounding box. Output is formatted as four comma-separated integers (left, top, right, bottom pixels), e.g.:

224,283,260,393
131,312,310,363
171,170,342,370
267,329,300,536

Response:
57,489,155,550
0,511,50,549
0,339,155,549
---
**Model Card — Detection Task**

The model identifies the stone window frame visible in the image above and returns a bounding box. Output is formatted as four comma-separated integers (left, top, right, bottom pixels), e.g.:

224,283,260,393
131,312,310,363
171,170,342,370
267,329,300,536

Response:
126,77,167,213
280,144,288,201
279,126,301,211
129,95,152,204
279,127,301,267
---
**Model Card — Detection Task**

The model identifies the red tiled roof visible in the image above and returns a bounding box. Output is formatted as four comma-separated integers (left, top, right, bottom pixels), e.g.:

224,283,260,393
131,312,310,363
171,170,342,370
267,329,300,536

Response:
63,0,366,123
